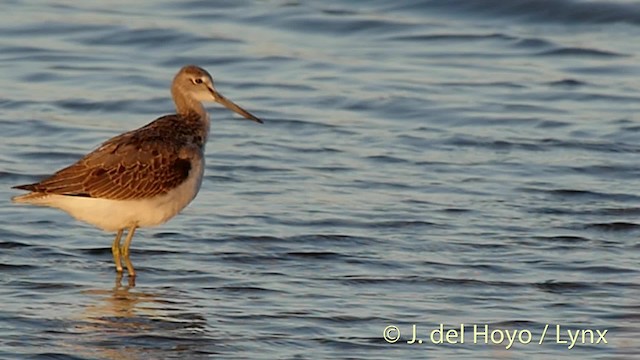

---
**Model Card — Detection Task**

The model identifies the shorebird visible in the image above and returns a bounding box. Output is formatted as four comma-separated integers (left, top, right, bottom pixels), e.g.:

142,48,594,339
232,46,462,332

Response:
11,65,262,277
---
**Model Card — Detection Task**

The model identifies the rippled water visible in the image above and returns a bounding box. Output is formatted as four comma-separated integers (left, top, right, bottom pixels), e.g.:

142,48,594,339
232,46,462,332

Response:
1,0,640,359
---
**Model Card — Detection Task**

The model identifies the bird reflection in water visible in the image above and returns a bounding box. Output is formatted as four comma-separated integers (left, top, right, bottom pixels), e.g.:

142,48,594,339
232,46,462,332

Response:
68,277,208,359
72,279,157,359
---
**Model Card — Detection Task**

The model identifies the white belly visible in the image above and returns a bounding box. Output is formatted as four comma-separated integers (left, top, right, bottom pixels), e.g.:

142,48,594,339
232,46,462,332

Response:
15,158,205,232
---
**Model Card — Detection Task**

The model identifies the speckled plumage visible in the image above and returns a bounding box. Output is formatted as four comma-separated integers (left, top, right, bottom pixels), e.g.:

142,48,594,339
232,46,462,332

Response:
14,113,207,201
11,65,262,278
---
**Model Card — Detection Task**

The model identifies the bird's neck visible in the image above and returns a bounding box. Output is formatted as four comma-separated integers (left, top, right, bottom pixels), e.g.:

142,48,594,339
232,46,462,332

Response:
172,91,210,135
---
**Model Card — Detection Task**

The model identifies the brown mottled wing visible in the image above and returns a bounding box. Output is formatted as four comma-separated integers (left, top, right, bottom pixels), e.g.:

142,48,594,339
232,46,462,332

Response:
13,115,199,200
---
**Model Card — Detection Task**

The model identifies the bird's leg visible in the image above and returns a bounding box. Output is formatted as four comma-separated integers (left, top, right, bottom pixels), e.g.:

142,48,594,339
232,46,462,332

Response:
111,229,124,273
115,271,124,287
120,225,138,277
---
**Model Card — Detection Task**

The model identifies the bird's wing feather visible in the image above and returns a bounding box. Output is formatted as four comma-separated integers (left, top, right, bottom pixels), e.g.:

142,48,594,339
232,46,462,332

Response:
13,115,199,200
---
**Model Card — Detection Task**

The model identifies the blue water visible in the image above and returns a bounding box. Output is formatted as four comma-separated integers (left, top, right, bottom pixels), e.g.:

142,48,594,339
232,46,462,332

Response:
1,0,640,359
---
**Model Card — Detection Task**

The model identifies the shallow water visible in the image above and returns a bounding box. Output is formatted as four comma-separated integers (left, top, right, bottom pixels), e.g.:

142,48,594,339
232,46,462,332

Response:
1,0,640,359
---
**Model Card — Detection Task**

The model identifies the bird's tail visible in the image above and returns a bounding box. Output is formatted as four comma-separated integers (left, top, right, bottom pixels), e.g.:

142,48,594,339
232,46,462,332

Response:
11,192,49,204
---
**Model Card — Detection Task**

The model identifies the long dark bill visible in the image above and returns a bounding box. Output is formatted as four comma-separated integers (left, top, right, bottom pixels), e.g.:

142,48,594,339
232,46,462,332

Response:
210,88,263,124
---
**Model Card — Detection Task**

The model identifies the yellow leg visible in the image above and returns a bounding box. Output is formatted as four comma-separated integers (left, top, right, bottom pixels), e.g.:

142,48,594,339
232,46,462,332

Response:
120,225,138,277
111,229,124,273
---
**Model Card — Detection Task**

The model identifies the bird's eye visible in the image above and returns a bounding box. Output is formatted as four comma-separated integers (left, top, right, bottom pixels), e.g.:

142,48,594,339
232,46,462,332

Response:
194,78,203,84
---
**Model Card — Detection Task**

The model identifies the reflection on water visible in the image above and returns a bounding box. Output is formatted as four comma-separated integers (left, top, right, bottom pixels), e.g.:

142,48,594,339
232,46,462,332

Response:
82,276,153,329
69,276,209,360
